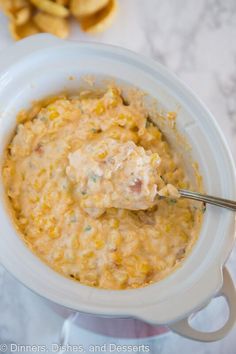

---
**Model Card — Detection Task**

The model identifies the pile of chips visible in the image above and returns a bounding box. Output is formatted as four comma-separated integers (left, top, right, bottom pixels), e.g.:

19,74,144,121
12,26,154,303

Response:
0,0,118,39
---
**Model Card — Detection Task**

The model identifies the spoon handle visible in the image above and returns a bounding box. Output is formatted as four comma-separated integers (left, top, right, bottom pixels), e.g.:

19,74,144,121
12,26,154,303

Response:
178,189,236,211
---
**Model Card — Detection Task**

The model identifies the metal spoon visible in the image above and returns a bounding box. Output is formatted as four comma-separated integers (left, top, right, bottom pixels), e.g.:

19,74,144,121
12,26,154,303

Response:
177,189,236,211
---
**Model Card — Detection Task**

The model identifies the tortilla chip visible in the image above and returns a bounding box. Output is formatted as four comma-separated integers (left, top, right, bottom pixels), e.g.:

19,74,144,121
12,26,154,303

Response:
29,0,69,17
70,0,109,17
33,11,69,38
0,0,25,11
9,19,40,40
79,0,117,33
0,0,29,16
9,6,31,25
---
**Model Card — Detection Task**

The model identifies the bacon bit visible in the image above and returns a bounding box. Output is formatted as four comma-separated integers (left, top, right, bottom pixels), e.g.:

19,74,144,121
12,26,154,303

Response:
137,211,155,225
129,178,142,193
176,248,185,260
35,143,44,155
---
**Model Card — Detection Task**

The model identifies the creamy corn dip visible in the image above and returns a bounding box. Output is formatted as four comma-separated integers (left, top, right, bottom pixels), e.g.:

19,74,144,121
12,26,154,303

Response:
3,87,203,289
66,137,179,217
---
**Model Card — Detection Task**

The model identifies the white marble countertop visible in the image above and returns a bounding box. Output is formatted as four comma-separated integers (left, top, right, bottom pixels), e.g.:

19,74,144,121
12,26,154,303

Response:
0,0,236,353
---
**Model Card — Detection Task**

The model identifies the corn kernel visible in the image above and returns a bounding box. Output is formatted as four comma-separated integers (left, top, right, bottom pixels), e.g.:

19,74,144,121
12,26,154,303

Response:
48,106,57,111
72,237,79,249
180,233,188,242
108,99,118,108
178,181,188,189
19,217,27,225
94,239,104,249
118,113,133,126
80,199,87,208
83,251,94,259
49,111,59,120
167,112,177,120
53,249,64,261
94,102,105,115
151,153,160,167
110,131,120,139
41,202,50,212
148,126,161,139
118,113,126,120
97,151,108,159
169,161,176,170
165,224,171,232
140,262,151,274
48,227,60,239
183,212,192,222
114,271,128,285
33,180,41,191
111,219,120,229
38,168,46,176
115,253,122,265
109,251,122,264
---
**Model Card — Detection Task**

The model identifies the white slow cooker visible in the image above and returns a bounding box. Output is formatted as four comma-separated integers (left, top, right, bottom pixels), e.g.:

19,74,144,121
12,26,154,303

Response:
0,34,235,342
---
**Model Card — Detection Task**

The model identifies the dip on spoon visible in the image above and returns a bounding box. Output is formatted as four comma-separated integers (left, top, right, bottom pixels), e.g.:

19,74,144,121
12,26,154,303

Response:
66,137,179,217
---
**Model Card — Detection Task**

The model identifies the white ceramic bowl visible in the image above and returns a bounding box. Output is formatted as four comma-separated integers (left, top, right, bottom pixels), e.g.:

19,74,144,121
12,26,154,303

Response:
0,34,235,342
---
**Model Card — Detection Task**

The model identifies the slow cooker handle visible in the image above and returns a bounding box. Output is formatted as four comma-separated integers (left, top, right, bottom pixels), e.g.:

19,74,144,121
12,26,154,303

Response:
169,267,236,342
